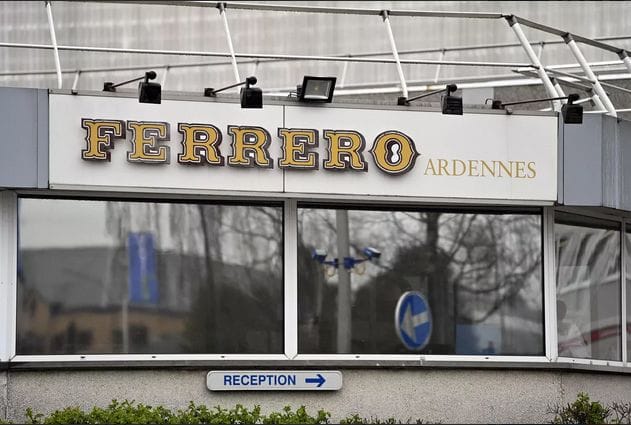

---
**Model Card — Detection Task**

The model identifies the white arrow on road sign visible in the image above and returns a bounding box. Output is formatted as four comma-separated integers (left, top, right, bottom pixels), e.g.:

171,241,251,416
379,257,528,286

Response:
401,308,429,341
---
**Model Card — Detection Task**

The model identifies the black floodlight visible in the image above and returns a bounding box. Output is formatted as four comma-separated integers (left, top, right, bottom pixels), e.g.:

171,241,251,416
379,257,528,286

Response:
562,93,583,124
204,76,262,108
490,93,583,124
441,84,462,115
297,76,336,103
398,84,462,115
103,71,161,104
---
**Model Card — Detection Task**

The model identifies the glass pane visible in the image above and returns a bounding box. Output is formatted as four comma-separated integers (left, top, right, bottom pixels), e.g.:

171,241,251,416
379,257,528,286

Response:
298,207,543,355
17,198,283,355
555,214,621,361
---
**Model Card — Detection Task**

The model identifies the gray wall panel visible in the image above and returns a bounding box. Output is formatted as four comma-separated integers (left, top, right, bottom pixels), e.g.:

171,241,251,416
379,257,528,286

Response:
621,119,631,211
0,87,46,189
36,89,48,189
562,115,602,206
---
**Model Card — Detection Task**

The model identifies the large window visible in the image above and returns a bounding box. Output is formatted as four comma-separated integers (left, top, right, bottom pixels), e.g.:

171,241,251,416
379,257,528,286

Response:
16,198,284,355
297,206,544,355
555,213,621,361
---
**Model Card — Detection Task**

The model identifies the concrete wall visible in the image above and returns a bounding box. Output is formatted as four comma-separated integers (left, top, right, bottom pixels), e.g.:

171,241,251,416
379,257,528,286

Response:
2,368,631,423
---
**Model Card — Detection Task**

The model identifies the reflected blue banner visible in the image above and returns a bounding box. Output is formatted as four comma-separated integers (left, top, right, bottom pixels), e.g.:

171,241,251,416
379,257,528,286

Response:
128,232,159,304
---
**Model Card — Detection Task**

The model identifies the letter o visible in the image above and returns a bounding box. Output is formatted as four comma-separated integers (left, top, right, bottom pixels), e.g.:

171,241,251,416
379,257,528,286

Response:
370,131,419,175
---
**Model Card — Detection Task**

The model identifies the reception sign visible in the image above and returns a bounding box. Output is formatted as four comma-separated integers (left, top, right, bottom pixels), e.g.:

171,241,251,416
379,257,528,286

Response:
49,94,557,201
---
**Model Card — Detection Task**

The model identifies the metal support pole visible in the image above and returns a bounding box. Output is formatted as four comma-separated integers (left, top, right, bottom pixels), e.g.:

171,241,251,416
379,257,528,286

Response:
591,92,607,112
433,49,445,83
340,59,349,88
160,66,169,87
536,42,544,60
45,1,62,89
336,209,352,354
565,36,617,117
218,3,240,84
620,51,631,75
381,10,408,98
71,70,80,93
251,59,259,77
507,17,561,111
551,77,566,103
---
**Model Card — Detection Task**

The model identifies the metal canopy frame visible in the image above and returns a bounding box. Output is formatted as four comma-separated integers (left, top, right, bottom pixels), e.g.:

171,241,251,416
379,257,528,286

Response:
5,1,631,115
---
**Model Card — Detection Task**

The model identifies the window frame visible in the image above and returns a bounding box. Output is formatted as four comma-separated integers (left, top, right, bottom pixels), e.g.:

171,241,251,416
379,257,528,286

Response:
3,194,631,371
553,207,627,368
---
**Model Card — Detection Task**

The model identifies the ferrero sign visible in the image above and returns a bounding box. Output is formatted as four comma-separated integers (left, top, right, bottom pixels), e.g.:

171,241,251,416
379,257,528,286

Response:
80,120,537,179
50,94,557,200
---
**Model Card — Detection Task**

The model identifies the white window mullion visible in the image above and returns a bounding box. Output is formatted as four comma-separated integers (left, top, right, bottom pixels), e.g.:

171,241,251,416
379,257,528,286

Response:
543,206,558,362
0,191,17,363
283,199,298,359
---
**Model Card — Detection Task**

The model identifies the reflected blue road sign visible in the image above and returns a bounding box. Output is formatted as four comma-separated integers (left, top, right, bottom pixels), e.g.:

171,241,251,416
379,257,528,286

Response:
395,291,432,351
128,232,159,304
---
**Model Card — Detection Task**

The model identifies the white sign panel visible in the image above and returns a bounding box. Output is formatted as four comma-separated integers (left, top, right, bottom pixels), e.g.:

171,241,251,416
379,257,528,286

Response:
48,94,557,201
206,370,343,391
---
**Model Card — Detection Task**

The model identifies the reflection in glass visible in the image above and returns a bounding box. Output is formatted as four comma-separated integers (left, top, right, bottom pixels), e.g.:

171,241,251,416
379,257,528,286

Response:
297,207,543,355
555,213,620,361
17,198,283,355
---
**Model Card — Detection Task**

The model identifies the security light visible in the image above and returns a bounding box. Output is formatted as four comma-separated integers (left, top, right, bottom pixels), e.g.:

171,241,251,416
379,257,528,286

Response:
312,249,328,264
441,84,463,115
398,84,463,115
103,71,161,104
562,93,583,124
204,76,262,108
297,76,336,103
490,93,583,124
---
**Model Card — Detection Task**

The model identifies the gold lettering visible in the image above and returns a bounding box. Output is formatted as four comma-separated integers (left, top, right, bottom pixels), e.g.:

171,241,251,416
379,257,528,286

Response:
452,159,466,176
81,119,125,161
177,123,223,165
438,159,449,176
227,126,273,168
480,160,495,177
468,160,479,177
496,160,512,177
424,159,438,175
370,131,419,175
527,161,537,178
323,130,367,171
515,161,527,178
127,121,170,163
278,128,318,169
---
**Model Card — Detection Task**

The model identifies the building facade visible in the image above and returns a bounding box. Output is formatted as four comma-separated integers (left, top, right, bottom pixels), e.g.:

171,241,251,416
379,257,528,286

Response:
2,2,631,423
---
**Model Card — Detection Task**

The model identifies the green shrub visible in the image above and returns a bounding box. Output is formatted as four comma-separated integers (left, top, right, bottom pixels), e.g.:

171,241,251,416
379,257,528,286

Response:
340,414,428,424
550,392,611,424
17,401,330,424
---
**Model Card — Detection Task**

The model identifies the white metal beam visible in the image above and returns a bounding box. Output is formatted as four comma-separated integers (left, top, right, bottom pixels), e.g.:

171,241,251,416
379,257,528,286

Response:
507,17,561,111
565,36,617,117
218,2,240,84
382,10,408,98
45,1,62,89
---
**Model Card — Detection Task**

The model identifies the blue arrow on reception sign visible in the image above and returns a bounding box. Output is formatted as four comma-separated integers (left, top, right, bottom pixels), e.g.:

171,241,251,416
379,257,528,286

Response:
395,291,432,351
207,371,342,391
